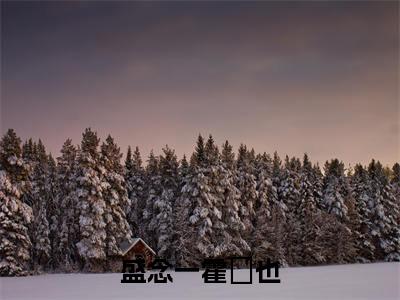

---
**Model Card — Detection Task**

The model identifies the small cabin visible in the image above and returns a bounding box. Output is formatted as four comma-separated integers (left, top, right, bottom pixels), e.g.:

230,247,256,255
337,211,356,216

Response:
108,238,156,272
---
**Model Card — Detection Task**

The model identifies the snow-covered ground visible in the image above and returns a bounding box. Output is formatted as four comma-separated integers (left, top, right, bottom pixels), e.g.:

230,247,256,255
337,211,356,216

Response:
1,262,399,300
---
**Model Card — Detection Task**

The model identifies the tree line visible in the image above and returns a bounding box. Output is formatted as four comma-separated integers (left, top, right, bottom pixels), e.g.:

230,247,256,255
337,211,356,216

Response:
0,128,399,276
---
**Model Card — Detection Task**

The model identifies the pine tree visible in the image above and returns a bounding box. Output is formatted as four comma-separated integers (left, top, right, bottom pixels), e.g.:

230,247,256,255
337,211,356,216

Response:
0,129,27,183
46,154,59,269
368,160,400,261
176,135,216,265
0,171,33,276
251,151,288,265
143,151,162,249
0,129,33,276
100,135,132,260
236,144,257,245
173,155,191,266
215,141,249,258
296,154,325,265
22,139,35,164
391,163,400,224
190,134,206,168
350,164,375,262
179,155,190,181
30,140,51,271
276,156,302,265
75,128,107,271
125,146,146,236
271,151,287,213
322,159,350,221
252,153,275,261
56,139,79,271
154,146,179,261
279,156,301,212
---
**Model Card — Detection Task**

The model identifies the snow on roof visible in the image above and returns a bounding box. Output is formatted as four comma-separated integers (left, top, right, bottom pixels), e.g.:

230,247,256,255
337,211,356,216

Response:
119,238,156,256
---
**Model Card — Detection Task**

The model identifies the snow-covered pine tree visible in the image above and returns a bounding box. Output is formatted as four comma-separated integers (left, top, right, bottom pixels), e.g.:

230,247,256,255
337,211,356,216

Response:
203,135,233,258
56,139,79,271
276,156,302,265
30,140,51,271
254,152,273,221
251,151,288,266
100,135,133,262
0,129,29,185
252,152,274,261
125,146,146,236
214,141,249,258
391,163,400,224
75,128,107,272
22,139,35,166
367,160,400,261
0,129,33,276
172,155,192,266
179,155,190,181
46,154,60,269
312,163,324,209
279,156,301,213
176,135,216,264
152,146,179,261
322,159,350,221
296,154,326,265
350,164,375,262
0,171,33,276
21,139,36,211
142,151,162,250
173,156,194,267
236,144,257,245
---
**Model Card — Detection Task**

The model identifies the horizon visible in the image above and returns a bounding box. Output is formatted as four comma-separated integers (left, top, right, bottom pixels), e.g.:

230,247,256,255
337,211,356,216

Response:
1,126,397,170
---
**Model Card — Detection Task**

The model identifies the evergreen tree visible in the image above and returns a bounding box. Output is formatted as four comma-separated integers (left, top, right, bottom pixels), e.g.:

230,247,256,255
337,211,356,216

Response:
179,155,190,181
0,129,27,183
391,163,400,224
154,146,179,261
22,139,35,164
173,155,191,265
236,144,257,244
368,160,400,261
0,171,33,276
176,135,216,265
100,135,132,259
253,153,274,261
350,164,375,262
142,151,162,249
30,140,51,271
75,128,107,271
0,130,32,276
125,146,146,236
296,154,325,265
278,156,301,213
215,141,249,258
56,139,79,271
46,154,59,268
322,159,350,221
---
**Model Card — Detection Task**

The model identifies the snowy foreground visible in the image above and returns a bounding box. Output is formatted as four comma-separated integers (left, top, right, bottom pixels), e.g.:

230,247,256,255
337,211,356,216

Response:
1,263,399,300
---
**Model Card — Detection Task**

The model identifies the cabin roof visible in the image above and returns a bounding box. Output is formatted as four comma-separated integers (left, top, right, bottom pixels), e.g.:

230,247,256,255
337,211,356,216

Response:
119,238,156,256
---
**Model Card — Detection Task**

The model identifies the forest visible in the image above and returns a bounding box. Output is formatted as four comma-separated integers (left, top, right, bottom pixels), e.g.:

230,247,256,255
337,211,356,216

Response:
0,128,399,276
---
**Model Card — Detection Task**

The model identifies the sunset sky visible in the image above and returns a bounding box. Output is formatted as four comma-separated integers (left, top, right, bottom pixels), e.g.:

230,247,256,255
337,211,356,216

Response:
1,1,399,166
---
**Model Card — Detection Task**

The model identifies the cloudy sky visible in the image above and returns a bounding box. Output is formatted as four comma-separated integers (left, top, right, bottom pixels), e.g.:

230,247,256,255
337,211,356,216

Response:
1,1,399,166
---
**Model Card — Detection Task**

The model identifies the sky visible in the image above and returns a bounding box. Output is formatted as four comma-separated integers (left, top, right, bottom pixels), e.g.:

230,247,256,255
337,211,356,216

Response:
1,1,399,166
